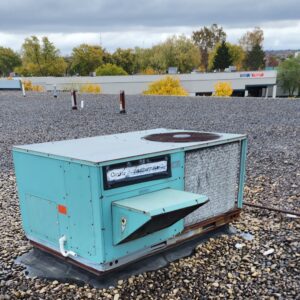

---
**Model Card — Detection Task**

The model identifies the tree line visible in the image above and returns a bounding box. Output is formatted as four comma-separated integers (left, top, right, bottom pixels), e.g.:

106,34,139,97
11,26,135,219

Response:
0,24,269,77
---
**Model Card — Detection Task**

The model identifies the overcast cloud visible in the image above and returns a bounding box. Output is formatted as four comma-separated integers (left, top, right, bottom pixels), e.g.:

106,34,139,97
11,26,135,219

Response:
0,0,299,54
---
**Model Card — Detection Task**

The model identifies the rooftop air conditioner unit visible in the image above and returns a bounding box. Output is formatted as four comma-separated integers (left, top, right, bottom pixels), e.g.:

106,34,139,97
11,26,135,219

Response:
13,128,247,273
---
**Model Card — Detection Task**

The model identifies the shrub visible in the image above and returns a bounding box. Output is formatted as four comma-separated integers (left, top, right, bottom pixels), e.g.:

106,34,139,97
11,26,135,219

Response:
213,81,233,97
143,76,188,96
95,63,128,76
141,67,157,75
80,83,101,94
22,79,45,92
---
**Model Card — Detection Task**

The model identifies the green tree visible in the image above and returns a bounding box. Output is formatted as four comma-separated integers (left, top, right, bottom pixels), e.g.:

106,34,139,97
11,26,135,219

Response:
244,43,265,70
0,47,21,76
112,48,136,74
16,36,66,76
135,36,200,74
147,45,167,73
227,44,245,71
162,35,200,73
278,57,300,96
102,49,114,65
95,63,127,76
212,41,232,71
239,27,264,51
70,44,103,76
134,47,153,73
63,55,73,76
192,24,226,71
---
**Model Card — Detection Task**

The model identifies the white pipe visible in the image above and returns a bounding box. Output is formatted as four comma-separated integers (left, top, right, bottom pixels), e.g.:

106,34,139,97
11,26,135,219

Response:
272,85,277,99
53,84,57,98
71,91,75,107
59,235,77,257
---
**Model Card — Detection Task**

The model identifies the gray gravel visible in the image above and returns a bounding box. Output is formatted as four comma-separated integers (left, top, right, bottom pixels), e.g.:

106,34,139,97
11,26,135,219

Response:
0,91,299,299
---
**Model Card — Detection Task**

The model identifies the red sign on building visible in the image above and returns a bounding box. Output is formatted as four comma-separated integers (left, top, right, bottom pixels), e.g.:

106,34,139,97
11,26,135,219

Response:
251,72,264,78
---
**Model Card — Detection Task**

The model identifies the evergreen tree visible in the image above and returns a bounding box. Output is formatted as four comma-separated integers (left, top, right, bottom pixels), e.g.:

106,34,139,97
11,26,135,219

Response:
212,41,232,71
245,43,265,70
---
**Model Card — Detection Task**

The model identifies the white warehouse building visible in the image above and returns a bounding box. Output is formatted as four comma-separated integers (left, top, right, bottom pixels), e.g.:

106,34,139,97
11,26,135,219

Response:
26,70,277,97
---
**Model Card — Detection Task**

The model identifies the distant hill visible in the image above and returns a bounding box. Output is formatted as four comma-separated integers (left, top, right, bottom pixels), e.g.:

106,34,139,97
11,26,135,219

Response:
265,49,300,59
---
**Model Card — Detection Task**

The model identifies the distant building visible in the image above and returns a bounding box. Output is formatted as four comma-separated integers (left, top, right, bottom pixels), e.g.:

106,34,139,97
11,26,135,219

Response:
25,70,278,98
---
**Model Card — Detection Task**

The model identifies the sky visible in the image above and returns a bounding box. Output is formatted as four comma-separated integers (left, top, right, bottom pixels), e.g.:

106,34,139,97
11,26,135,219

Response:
0,0,299,54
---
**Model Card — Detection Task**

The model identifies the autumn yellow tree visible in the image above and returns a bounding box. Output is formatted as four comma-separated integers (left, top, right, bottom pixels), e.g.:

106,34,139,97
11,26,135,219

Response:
80,84,101,93
143,76,188,96
213,82,233,97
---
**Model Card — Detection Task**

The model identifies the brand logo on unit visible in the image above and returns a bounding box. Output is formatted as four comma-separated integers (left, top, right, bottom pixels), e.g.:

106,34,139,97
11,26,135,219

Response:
107,161,168,182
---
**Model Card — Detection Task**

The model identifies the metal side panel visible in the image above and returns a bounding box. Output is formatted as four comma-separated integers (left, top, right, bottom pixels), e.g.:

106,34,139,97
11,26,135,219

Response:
13,151,103,264
13,151,66,240
63,163,96,258
25,195,60,243
112,189,208,245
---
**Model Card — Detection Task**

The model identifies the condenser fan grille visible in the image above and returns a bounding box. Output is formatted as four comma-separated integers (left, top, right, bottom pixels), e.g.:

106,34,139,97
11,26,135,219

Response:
143,132,220,143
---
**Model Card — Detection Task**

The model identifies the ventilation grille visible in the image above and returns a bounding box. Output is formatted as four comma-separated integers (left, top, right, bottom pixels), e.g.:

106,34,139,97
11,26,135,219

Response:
184,142,240,226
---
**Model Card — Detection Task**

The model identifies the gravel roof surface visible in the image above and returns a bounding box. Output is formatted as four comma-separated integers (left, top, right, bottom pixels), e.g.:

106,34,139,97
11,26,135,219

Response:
0,91,299,299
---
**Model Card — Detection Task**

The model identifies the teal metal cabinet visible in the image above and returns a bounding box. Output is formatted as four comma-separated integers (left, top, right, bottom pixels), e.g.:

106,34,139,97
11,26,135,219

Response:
13,128,247,272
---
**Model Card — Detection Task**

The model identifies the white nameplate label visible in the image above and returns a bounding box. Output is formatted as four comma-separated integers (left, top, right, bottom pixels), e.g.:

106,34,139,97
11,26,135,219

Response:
107,161,168,182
